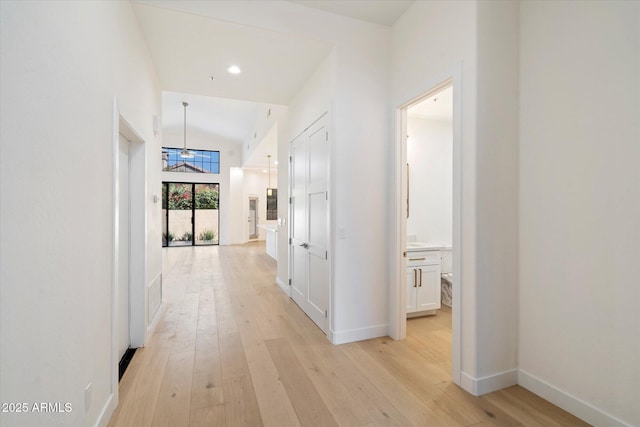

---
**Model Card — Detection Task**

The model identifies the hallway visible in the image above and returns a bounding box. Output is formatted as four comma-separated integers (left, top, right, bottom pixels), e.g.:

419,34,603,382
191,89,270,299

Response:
108,243,587,427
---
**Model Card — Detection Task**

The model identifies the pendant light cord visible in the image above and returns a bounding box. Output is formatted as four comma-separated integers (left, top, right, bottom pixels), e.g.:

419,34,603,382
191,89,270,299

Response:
183,101,188,152
268,155,271,189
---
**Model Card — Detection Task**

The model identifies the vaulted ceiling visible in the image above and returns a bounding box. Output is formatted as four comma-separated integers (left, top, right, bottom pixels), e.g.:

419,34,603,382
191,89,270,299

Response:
132,1,414,168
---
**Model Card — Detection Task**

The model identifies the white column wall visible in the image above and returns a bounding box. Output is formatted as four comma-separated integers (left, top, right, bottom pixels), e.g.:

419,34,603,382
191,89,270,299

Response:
475,0,520,388
518,2,640,425
0,2,161,426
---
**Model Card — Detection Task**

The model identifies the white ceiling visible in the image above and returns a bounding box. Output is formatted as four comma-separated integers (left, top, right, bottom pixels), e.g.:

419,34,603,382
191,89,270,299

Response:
162,91,258,142
131,2,333,106
133,1,417,170
288,0,415,26
132,1,338,169
408,86,453,121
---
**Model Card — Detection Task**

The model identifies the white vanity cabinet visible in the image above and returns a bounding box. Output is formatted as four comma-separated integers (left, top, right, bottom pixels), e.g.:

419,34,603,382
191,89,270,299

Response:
406,250,441,315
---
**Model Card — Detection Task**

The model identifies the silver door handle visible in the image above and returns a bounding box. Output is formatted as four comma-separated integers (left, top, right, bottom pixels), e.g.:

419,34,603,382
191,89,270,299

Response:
300,243,309,249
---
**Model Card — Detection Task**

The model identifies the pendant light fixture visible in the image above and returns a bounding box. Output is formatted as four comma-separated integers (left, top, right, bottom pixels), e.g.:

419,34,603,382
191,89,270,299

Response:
180,101,194,158
267,155,273,196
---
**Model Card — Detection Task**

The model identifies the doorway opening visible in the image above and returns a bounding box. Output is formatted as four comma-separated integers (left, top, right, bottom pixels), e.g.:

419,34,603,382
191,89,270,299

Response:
112,109,148,397
248,196,258,239
394,76,462,386
162,182,220,246
117,133,132,380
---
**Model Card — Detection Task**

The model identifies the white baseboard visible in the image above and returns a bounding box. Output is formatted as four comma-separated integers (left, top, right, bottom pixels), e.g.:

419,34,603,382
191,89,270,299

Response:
146,301,165,343
94,392,116,427
330,324,388,345
518,369,633,427
276,277,290,296
460,369,518,396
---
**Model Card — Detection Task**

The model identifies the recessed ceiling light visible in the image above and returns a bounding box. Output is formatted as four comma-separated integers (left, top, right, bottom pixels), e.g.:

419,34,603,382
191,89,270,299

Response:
274,161,279,165
227,65,241,75
208,75,215,81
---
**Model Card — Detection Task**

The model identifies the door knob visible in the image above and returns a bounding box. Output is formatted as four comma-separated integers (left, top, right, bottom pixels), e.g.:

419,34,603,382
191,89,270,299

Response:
300,243,309,249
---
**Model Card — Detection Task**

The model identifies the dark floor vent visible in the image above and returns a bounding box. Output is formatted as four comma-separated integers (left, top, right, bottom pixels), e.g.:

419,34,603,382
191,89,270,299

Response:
118,348,137,382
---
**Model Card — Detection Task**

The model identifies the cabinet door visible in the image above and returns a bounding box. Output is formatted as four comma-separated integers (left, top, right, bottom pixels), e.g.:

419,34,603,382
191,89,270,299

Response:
406,268,418,313
416,264,441,311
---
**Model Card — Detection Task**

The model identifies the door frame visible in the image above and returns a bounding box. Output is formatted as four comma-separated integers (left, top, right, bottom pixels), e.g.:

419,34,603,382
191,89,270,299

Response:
391,72,463,386
111,99,146,399
116,133,131,365
248,195,258,239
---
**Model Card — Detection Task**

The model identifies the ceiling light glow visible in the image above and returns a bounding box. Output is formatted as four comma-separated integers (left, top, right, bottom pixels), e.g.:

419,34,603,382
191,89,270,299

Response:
227,65,241,75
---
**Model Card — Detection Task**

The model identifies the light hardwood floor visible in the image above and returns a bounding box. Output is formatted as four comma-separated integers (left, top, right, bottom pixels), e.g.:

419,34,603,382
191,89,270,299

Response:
108,243,588,427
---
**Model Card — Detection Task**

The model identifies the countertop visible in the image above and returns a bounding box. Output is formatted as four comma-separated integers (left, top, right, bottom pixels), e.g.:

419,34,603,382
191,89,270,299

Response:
406,242,452,252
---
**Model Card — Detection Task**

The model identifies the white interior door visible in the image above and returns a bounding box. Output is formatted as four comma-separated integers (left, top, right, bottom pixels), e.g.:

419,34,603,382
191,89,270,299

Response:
290,116,329,333
117,134,130,361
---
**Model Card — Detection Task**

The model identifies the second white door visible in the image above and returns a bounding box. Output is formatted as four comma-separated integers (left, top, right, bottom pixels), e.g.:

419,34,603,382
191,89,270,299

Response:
290,115,329,333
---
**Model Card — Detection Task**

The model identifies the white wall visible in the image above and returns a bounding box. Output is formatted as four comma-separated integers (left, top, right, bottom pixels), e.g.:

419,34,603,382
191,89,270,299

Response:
280,51,336,292
161,128,242,245
283,20,390,342
330,26,390,343
229,167,245,245
407,117,453,246
518,2,640,425
475,0,520,389
0,2,161,426
243,104,288,168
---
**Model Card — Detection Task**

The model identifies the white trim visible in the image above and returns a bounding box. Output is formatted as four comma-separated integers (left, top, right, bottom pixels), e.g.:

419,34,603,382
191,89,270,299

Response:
330,324,388,345
146,301,164,339
111,97,149,419
146,272,164,339
518,370,633,427
147,272,162,324
111,98,120,399
276,277,290,296
94,392,116,427
460,369,518,396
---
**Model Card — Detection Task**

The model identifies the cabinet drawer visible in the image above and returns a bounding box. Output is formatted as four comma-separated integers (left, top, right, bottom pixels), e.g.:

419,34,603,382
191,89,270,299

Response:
406,251,440,266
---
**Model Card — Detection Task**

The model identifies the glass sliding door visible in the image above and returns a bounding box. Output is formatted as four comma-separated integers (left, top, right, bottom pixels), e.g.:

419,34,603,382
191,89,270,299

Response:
162,182,219,247
195,183,219,245
167,183,193,246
